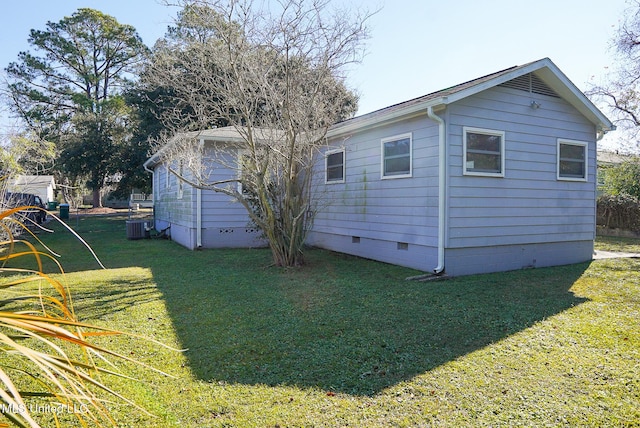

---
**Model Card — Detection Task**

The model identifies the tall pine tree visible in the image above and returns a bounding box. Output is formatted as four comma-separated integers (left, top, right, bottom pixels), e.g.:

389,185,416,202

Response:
5,8,148,206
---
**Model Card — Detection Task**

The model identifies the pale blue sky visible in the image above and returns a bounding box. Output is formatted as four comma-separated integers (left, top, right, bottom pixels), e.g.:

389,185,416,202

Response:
0,0,630,150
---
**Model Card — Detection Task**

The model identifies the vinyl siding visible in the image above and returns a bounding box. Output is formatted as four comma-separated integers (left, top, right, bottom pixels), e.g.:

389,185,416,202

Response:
154,162,194,228
198,156,265,247
152,145,263,248
199,149,250,230
446,86,596,251
308,115,440,270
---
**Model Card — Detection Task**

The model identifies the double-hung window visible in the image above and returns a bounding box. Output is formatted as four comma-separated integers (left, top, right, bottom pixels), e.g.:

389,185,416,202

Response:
382,133,412,178
325,149,345,183
463,127,505,177
557,139,587,181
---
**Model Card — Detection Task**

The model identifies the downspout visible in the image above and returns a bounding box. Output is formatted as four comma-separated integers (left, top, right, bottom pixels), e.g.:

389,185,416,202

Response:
427,106,446,274
196,138,204,248
143,163,156,231
196,188,202,248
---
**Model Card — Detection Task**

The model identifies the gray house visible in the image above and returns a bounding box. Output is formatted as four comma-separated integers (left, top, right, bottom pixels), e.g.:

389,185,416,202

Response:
145,58,614,276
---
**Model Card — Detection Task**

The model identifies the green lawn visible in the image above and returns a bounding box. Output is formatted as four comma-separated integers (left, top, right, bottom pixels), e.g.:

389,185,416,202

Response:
595,234,640,253
2,215,639,427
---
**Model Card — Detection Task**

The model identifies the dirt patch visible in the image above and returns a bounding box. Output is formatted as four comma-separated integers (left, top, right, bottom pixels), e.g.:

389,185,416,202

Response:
66,207,134,217
78,207,120,215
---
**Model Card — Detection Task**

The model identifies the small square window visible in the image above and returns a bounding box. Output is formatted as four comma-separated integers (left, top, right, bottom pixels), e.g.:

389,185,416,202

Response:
463,127,505,177
326,149,345,183
382,133,412,178
558,139,588,181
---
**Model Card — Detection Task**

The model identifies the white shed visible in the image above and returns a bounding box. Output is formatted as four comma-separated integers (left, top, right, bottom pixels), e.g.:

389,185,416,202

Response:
9,175,56,203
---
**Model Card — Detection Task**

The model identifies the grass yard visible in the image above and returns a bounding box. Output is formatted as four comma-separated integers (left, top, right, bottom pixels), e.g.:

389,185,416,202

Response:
1,215,638,427
595,234,640,253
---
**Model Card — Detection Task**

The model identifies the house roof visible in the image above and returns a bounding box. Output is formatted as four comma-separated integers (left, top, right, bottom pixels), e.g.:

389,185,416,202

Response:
598,151,638,165
327,57,614,137
12,175,56,188
145,58,614,168
144,127,284,168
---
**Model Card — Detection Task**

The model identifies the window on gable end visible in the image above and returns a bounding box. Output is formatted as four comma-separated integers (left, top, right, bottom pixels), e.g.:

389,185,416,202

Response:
463,127,505,177
325,149,345,183
382,133,412,179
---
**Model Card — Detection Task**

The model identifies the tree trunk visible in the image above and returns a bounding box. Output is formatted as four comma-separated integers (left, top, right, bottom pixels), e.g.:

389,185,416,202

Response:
92,188,102,208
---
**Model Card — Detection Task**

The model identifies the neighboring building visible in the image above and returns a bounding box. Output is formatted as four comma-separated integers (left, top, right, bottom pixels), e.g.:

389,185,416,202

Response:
596,150,634,195
144,58,614,276
8,175,56,203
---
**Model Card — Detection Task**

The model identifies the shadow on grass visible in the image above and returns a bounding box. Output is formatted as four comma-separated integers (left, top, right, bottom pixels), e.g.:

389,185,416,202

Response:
19,216,590,396
147,246,589,396
70,278,161,320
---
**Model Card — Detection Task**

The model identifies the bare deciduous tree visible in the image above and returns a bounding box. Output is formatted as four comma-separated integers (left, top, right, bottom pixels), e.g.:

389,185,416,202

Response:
145,0,372,266
588,0,640,153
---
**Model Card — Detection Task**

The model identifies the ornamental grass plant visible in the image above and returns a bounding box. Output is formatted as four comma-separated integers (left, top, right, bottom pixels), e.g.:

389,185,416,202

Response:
0,197,176,427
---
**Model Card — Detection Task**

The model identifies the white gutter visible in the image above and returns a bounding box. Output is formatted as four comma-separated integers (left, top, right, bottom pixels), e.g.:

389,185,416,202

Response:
427,106,446,274
143,163,154,176
328,97,448,138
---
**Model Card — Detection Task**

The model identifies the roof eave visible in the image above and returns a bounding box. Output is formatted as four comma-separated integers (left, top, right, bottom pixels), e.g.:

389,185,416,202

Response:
327,58,614,139
327,96,448,138
532,64,614,132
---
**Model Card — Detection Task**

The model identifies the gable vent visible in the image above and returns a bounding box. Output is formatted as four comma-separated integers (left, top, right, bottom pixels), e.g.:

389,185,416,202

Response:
499,73,560,98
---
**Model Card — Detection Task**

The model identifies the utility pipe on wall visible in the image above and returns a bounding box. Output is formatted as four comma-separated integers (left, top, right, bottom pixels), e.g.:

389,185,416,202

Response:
427,106,446,274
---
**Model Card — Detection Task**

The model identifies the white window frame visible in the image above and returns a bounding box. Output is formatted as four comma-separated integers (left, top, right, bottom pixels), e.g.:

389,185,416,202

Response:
557,139,588,182
165,164,170,189
325,148,345,184
381,133,412,179
237,149,259,196
463,127,505,177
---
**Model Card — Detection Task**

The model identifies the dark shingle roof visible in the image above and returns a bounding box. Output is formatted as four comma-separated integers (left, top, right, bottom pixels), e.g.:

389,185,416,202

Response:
328,58,613,136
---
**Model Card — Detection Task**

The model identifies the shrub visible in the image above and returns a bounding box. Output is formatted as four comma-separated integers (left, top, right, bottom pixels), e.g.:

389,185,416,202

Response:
600,159,640,198
597,194,640,232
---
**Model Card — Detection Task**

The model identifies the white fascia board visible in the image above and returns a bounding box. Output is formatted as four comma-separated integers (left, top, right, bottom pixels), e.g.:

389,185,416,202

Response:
533,65,614,132
443,59,553,104
327,97,448,139
444,58,613,132
143,128,241,169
